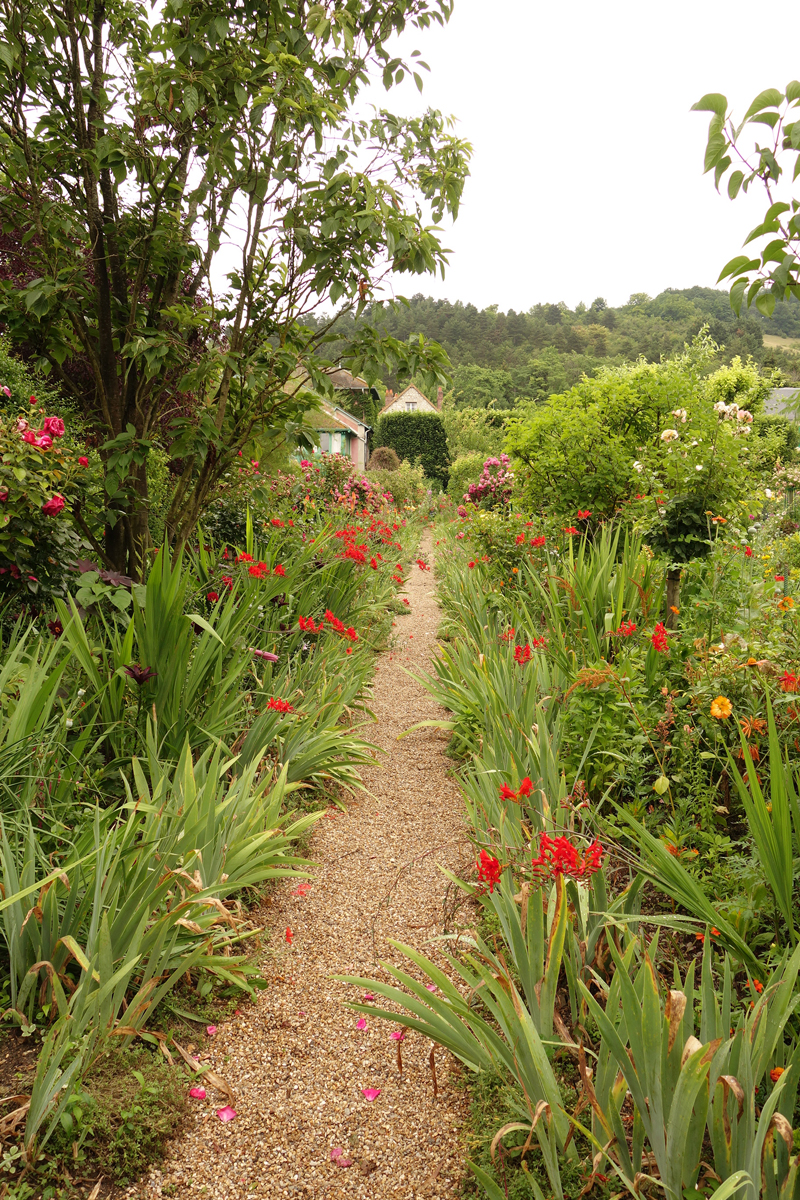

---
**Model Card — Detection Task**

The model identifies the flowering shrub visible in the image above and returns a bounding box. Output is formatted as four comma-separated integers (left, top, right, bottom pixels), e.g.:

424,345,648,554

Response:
465,454,513,509
0,391,89,597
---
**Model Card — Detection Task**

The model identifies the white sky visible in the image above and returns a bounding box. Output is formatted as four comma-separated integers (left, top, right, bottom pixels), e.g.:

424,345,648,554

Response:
363,0,799,312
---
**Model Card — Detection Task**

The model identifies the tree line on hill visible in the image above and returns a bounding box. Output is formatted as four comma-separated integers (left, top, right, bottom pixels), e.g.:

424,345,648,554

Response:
321,287,800,412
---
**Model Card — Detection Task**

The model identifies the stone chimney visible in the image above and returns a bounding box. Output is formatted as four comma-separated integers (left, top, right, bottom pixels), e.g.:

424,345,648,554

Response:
437,386,444,410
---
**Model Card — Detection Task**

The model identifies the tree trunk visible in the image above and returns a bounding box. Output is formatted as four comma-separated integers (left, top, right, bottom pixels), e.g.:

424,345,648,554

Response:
665,567,681,629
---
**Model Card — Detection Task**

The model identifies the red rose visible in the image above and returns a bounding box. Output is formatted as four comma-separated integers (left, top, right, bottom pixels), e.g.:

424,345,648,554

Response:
41,494,65,516
78,456,89,467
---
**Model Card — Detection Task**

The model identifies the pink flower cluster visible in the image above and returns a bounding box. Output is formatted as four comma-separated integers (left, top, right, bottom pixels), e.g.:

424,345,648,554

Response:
465,455,513,508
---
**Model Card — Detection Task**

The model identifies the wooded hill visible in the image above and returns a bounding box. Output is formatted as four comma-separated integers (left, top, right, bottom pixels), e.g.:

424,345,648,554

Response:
329,287,800,409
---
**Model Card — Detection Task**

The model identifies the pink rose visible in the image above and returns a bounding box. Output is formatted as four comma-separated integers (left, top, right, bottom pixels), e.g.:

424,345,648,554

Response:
21,430,35,444
42,416,65,438
0,491,8,503
42,494,65,516
16,419,27,432
35,434,53,450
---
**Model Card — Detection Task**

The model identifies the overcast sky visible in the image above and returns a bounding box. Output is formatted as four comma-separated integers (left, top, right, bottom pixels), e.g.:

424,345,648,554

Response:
363,0,798,312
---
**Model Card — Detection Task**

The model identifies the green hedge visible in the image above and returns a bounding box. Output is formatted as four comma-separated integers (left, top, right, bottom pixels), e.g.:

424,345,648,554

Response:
447,452,485,501
373,410,450,486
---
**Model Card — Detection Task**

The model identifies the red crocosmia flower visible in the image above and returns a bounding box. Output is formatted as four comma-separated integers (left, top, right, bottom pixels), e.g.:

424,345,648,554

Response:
577,509,592,519
207,591,219,602
402,599,410,606
499,783,518,801
517,776,533,797
780,671,799,693
78,455,89,467
274,563,286,577
370,557,378,569
468,561,476,569
744,546,753,557
531,536,546,548
711,927,720,937
271,517,284,527
531,833,604,882
285,927,293,944
651,622,669,652
476,849,502,892
563,526,579,535
514,644,532,666
222,574,233,590
267,697,294,713
771,1068,785,1083
515,533,525,545
615,621,637,637
237,552,254,563
751,979,764,993
776,575,785,582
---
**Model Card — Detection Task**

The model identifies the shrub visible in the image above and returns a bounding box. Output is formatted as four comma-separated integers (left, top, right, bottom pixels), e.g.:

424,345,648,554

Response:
367,461,427,508
373,410,450,486
368,445,400,471
447,452,485,501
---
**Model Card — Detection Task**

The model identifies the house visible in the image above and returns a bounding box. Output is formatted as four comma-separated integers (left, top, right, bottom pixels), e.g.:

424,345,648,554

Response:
307,399,370,469
380,383,443,415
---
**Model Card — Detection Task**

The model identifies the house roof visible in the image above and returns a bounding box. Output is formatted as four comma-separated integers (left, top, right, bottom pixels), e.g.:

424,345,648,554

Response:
380,383,436,413
309,398,370,434
327,367,369,390
765,387,800,417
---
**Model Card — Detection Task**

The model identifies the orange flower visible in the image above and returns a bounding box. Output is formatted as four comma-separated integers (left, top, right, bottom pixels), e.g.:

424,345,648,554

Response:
670,605,679,614
695,932,705,943
711,927,720,937
770,1067,785,1083
710,696,733,719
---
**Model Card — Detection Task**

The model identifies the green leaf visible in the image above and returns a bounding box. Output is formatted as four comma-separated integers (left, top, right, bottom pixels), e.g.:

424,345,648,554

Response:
744,88,784,121
692,93,728,117
717,254,758,281
756,291,777,317
727,170,744,199
787,80,800,103
653,775,670,795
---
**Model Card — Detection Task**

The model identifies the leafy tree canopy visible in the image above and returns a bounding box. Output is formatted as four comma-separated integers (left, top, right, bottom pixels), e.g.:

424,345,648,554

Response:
0,0,470,573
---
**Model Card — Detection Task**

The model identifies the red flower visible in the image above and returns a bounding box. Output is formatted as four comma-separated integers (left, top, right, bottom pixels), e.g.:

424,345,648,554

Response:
780,671,799,693
78,455,89,467
267,697,295,714
577,509,592,519
515,533,525,545
563,526,579,535
237,552,254,563
615,621,637,637
285,927,293,944
499,783,518,801
274,563,286,577
651,622,669,653
531,833,603,881
776,575,785,582
771,1067,785,1083
370,558,378,569
531,536,546,548
207,591,219,602
514,644,532,666
29,395,36,405
41,494,65,516
476,849,502,893
222,574,234,590
518,776,533,797
744,546,753,557
468,561,475,569
42,416,65,438
271,518,285,527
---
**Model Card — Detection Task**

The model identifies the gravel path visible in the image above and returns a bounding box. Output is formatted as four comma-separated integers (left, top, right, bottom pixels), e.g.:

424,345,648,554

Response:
133,531,473,1199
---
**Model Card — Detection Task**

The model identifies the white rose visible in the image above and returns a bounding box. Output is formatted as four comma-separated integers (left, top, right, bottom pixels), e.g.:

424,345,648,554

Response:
671,408,688,423
695,464,703,471
660,429,679,443
633,461,643,473
766,488,774,498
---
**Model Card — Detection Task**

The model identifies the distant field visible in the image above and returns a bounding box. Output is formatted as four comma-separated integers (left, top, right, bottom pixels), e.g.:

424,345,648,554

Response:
763,334,800,354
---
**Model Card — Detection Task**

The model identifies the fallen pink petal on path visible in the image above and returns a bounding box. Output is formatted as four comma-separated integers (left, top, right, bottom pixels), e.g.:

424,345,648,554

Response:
356,1018,367,1030
291,883,312,896
426,984,438,992
188,1087,206,1100
330,1148,344,1161
361,1088,381,1101
206,1025,217,1036
216,1106,237,1122
363,992,375,1001
335,1157,353,1168
390,1030,406,1041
